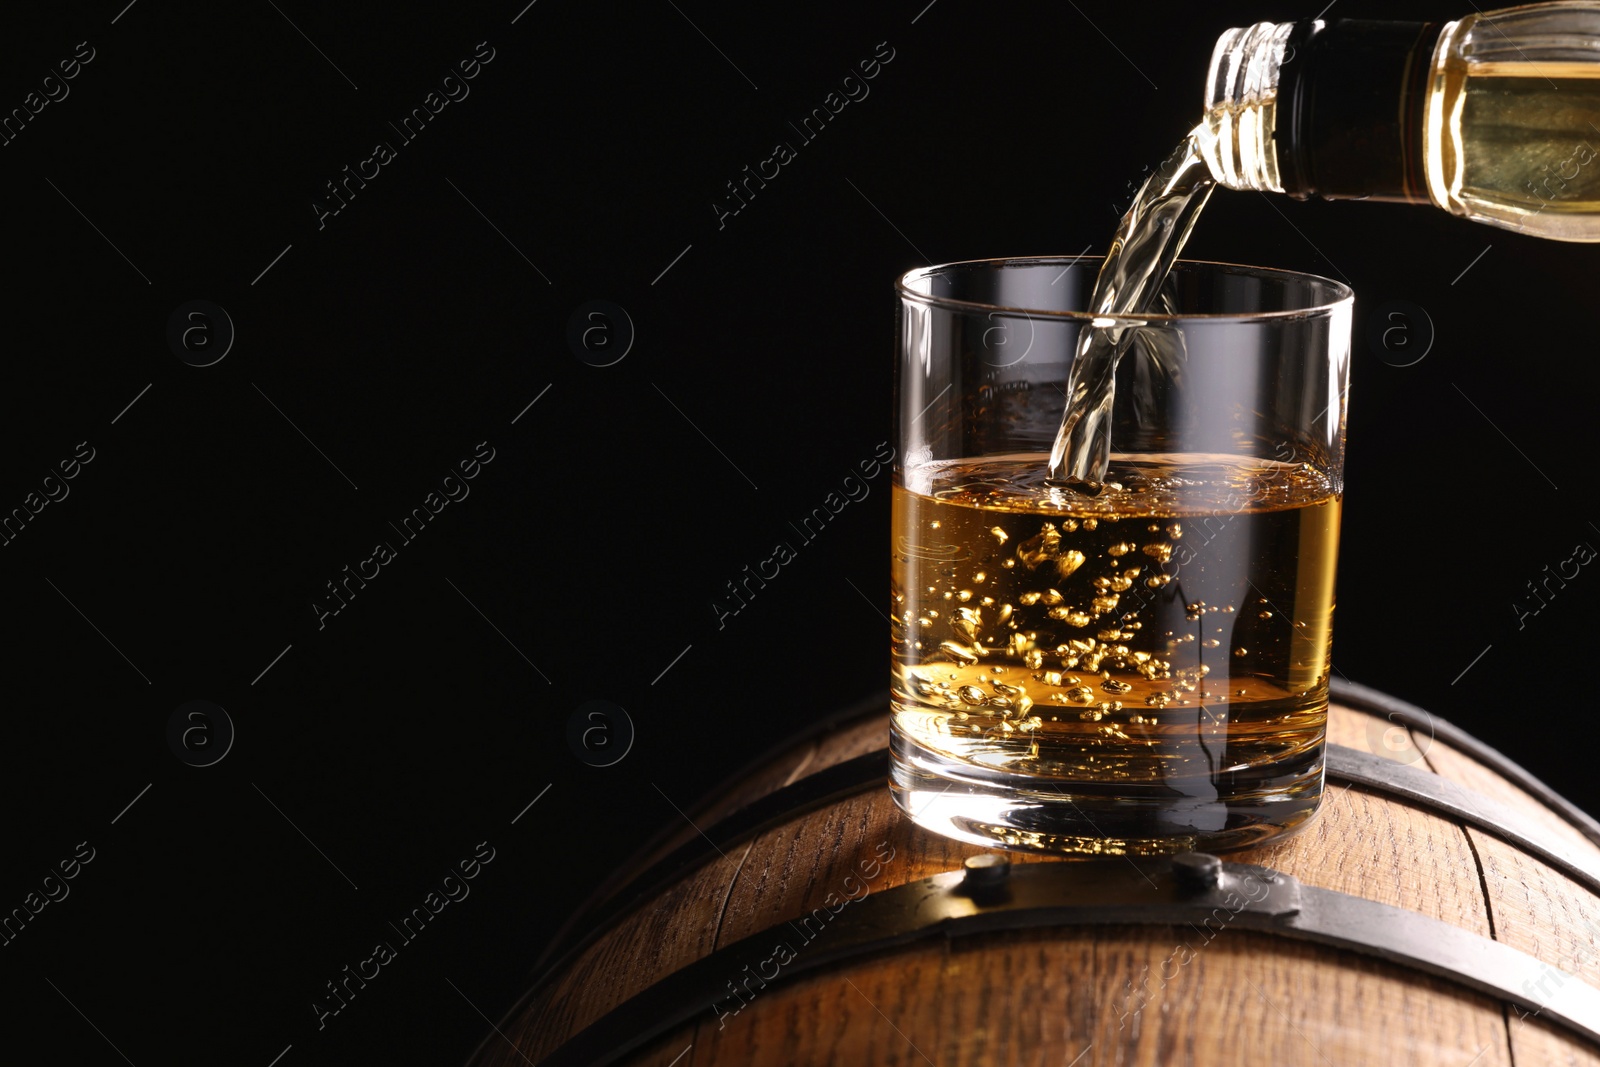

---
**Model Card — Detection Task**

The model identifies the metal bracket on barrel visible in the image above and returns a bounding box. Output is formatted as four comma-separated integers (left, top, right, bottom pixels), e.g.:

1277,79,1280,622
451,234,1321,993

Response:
896,850,1303,926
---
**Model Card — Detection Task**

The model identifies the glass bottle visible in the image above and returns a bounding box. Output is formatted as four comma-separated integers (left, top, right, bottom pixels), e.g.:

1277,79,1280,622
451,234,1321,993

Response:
1202,2,1600,241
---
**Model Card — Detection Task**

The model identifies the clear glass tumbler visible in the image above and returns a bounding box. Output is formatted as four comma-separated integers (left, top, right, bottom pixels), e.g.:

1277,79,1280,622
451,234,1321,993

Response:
890,256,1353,855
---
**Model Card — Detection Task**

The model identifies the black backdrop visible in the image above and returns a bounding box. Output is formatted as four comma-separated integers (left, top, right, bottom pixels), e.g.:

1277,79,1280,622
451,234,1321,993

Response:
1,1,1593,1063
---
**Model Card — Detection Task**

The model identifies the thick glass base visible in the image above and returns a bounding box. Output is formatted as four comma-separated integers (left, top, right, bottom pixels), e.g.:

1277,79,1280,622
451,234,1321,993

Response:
889,726,1324,857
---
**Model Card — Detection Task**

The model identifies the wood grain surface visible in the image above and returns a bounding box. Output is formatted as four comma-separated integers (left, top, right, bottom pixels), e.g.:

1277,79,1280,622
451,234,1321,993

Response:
477,701,1600,1067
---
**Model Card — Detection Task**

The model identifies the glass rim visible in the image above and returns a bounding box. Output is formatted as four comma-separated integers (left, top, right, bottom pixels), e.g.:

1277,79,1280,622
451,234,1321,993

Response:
896,255,1355,322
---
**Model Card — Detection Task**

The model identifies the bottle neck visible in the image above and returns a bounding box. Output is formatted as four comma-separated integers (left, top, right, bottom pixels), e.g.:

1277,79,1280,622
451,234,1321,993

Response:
1202,21,1299,193
1205,18,1448,202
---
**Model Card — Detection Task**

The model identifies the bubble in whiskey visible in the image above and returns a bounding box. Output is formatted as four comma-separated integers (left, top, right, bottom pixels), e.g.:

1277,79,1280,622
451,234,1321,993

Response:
1146,692,1173,708
1016,524,1061,568
1102,679,1133,694
958,685,987,706
939,641,979,665
990,527,1009,544
1143,543,1174,562
951,607,981,641
1057,550,1087,579
1066,685,1095,704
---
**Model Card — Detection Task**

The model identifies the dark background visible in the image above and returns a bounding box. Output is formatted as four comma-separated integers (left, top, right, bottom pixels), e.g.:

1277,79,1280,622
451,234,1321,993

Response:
0,0,1591,1063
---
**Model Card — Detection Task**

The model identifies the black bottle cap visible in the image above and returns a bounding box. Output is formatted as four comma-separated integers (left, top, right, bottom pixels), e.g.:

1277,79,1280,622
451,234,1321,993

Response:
1275,18,1445,202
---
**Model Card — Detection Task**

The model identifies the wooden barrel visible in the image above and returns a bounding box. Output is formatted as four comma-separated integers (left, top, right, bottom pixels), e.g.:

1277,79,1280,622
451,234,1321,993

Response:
470,680,1600,1066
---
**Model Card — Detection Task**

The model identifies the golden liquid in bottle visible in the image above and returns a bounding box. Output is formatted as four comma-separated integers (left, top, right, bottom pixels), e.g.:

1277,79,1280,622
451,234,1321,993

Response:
1426,58,1600,239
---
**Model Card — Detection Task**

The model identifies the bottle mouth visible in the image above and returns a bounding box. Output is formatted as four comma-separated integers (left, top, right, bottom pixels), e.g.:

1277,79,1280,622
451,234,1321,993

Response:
1204,21,1303,192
